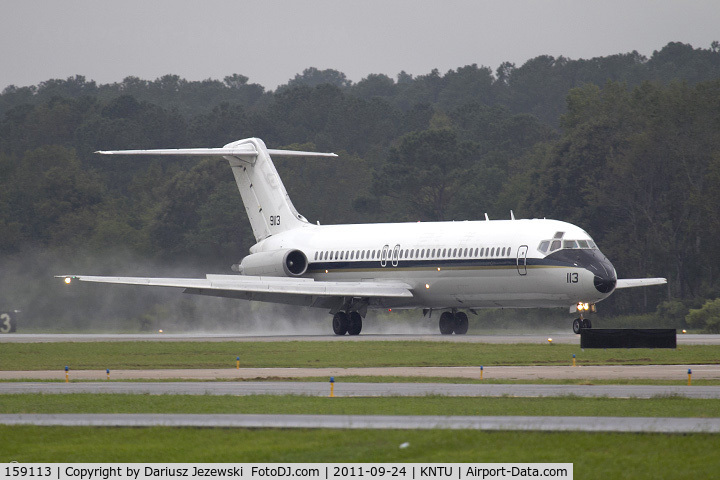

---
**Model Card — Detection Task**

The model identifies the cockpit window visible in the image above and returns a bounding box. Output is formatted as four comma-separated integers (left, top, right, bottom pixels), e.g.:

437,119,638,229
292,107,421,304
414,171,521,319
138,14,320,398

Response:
540,237,597,254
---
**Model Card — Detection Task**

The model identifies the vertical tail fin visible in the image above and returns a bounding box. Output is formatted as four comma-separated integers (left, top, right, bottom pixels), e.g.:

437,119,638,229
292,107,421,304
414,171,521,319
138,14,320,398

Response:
96,137,337,242
223,138,332,241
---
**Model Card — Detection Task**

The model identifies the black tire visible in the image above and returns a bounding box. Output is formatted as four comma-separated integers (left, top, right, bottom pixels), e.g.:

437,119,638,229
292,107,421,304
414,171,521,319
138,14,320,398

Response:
439,312,454,335
347,311,363,335
582,318,592,329
572,318,582,334
454,312,469,335
332,312,349,335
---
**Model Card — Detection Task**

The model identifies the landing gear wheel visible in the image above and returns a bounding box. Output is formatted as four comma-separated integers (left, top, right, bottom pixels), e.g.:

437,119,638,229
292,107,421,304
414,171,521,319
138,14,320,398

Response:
582,318,592,329
439,312,454,335
572,318,582,334
347,311,363,335
332,312,349,335
454,312,469,335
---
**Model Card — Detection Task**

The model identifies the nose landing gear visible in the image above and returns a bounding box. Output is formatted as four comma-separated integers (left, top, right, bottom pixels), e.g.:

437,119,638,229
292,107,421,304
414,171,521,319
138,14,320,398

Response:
572,302,595,334
572,315,593,334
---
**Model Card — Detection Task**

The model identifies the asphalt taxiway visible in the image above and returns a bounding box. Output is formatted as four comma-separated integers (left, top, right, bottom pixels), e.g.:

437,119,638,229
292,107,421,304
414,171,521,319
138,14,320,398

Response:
2,364,719,381
2,413,718,433
3,381,720,398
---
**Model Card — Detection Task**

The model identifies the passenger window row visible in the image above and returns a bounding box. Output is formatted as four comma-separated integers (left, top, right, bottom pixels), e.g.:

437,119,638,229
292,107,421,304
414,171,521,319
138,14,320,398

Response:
313,246,513,261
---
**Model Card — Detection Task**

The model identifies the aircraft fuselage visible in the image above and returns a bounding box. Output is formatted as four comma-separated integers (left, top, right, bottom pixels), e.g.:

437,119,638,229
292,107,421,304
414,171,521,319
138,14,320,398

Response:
250,218,616,311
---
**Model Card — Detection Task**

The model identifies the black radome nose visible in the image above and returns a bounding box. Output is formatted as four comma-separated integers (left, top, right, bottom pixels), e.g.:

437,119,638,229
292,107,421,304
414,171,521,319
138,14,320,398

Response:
594,274,616,293
544,247,617,294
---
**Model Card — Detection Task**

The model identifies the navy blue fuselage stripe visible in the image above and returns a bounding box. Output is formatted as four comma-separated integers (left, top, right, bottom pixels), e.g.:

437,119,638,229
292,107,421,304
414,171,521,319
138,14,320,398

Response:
307,256,574,272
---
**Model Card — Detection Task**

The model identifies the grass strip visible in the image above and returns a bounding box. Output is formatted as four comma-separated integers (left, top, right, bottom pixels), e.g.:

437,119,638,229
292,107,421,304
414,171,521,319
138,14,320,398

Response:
1,393,719,418
2,341,719,370
2,426,718,478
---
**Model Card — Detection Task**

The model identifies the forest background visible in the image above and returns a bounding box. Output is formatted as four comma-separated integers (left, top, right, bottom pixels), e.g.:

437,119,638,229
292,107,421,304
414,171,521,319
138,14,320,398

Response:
2,41,720,333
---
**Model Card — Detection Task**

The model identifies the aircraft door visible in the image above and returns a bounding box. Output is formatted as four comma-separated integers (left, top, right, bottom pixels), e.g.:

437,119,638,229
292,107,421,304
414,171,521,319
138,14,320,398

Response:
517,245,528,275
392,244,400,267
381,245,389,267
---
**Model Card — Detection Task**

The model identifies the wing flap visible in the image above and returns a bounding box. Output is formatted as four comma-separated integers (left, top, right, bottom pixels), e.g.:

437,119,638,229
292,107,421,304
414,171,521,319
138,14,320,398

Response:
57,274,413,298
615,278,667,289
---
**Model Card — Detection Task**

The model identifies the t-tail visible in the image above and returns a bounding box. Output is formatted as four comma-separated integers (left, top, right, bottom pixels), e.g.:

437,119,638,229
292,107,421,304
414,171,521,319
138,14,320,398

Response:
96,137,337,242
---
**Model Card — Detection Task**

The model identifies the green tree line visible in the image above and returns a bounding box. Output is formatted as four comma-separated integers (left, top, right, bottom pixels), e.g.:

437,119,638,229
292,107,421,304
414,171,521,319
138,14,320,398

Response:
1,41,720,329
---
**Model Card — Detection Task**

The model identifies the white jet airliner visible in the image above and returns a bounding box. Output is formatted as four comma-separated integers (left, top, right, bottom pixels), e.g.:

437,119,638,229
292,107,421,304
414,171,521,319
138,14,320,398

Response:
59,137,666,335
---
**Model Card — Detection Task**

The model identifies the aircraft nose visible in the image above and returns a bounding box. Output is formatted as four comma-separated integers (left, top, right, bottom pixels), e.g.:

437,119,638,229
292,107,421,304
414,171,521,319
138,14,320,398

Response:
545,247,617,294
585,251,617,294
594,273,617,293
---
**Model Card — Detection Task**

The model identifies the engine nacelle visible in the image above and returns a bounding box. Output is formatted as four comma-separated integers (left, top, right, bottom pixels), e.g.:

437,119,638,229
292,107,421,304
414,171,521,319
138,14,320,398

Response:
234,249,308,277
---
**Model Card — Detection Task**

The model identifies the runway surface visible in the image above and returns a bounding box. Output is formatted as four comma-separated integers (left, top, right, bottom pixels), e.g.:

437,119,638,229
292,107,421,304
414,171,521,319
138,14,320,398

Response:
3,332,719,344
2,413,718,433
3,381,719,398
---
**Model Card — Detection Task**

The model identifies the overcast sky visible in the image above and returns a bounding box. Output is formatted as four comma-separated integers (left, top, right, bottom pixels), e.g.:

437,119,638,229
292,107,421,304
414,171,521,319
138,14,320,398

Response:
1,0,718,92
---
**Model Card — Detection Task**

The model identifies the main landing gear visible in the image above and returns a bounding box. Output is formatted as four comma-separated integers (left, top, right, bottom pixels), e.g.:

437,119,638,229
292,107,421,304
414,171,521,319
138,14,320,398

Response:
332,311,363,336
572,316,592,334
439,310,469,335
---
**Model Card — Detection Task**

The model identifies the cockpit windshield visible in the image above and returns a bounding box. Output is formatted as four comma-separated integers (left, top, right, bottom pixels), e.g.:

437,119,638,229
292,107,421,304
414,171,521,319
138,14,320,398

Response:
537,231,596,254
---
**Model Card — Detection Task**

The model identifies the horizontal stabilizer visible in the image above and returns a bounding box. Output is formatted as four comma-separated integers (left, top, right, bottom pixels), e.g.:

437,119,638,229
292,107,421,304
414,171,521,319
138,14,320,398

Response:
56,274,412,298
96,147,337,158
615,278,667,289
267,149,337,157
96,138,336,243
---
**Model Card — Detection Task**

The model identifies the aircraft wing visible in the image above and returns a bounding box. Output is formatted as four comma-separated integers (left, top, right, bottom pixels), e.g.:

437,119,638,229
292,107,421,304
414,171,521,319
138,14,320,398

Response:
615,278,667,289
56,274,413,299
